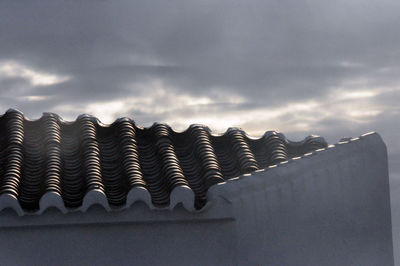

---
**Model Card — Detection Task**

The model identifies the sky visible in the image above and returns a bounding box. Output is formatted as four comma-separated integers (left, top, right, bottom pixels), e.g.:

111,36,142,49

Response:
0,1,399,256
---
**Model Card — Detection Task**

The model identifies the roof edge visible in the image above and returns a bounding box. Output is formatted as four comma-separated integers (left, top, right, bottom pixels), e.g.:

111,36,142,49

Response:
206,132,387,203
0,132,383,216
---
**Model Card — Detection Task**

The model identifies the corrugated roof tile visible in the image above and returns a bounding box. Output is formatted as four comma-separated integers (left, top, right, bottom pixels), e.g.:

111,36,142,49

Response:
0,109,328,215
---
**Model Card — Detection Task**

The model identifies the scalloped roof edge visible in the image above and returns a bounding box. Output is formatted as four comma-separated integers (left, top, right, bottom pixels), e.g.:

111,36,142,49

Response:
0,131,380,216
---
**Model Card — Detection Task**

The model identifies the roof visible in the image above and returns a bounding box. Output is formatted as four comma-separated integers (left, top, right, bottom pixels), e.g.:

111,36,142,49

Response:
0,132,393,265
0,109,327,215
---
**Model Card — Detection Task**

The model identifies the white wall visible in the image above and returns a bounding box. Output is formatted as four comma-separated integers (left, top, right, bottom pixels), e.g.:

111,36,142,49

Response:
0,133,394,265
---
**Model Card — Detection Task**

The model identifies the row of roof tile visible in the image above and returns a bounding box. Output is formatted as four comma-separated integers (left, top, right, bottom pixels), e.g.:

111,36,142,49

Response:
0,109,327,215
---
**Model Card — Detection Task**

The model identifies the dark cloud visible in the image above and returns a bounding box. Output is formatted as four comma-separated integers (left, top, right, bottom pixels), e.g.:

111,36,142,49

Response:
1,1,399,101
0,1,398,176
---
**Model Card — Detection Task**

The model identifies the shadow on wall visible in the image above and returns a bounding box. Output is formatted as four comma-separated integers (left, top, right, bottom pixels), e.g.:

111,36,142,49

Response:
390,175,400,266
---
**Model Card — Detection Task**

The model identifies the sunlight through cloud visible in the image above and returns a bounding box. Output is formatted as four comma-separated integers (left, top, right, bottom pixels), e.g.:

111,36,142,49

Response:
22,95,52,102
0,60,70,86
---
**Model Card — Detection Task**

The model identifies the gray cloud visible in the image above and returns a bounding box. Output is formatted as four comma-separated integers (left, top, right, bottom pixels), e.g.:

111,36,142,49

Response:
1,1,399,101
0,0,399,178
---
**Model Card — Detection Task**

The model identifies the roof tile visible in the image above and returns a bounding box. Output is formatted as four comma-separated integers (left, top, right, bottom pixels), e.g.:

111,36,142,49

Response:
0,109,327,215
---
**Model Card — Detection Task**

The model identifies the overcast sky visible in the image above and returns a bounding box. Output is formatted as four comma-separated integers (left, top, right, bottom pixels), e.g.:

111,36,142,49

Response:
0,1,399,179
0,1,399,259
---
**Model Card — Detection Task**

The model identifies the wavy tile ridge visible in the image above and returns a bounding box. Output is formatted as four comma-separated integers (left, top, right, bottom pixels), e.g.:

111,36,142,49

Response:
0,109,330,216
210,132,374,187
